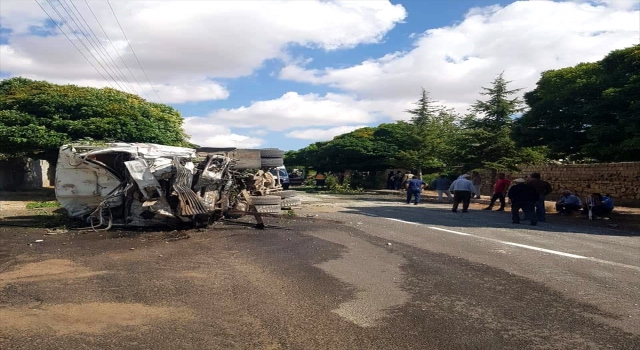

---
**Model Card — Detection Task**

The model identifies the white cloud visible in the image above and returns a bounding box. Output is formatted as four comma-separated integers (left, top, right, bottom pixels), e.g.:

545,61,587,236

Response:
207,92,388,131
0,0,406,102
182,117,264,148
279,1,640,112
285,125,369,140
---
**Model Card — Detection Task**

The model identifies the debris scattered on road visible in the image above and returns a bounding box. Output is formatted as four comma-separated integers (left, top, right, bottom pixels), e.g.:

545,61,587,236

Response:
34,239,44,243
45,228,68,235
129,248,135,250
386,242,392,246
165,231,190,242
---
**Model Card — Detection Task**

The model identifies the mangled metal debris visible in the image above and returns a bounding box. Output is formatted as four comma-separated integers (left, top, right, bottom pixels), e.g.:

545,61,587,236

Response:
55,143,298,230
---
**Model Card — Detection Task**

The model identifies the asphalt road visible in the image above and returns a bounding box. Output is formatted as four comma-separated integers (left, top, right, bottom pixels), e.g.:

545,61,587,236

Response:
1,193,639,349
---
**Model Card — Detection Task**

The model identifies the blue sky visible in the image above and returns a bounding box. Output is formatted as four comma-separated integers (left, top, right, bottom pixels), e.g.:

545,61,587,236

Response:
1,0,638,151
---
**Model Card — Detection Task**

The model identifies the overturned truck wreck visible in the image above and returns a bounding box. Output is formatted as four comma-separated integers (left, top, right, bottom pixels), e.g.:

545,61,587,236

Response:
55,143,300,230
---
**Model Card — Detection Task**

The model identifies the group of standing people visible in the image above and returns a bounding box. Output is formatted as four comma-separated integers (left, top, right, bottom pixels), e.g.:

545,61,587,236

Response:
394,169,615,225
387,171,409,191
448,172,552,225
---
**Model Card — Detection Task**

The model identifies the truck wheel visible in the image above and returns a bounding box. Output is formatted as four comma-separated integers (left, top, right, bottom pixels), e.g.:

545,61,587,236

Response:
273,190,297,198
281,198,302,208
254,204,281,213
260,149,284,158
249,195,281,205
261,158,284,168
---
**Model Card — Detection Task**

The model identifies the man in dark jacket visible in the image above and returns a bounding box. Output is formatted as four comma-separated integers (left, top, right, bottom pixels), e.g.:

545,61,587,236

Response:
527,172,553,222
508,178,539,226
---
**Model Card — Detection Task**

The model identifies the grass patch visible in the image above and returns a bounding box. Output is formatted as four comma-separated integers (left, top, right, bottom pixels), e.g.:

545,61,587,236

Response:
285,209,297,217
26,201,61,209
292,186,365,195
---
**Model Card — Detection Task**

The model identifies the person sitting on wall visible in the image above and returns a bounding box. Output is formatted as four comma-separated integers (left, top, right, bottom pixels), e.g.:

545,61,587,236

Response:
555,190,582,215
582,193,614,218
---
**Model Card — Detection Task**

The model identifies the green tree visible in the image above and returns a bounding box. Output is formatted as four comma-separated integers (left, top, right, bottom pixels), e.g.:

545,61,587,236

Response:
514,45,640,162
0,77,192,161
469,72,524,131
315,127,395,172
450,73,545,175
397,89,460,177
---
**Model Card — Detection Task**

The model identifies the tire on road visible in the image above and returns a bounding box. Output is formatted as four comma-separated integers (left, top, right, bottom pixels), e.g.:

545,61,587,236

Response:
260,148,284,158
249,195,282,206
261,157,284,168
281,198,302,208
254,204,281,213
273,190,297,198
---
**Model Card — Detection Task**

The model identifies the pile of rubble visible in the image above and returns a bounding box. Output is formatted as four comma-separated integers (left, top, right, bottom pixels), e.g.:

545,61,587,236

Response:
55,143,300,230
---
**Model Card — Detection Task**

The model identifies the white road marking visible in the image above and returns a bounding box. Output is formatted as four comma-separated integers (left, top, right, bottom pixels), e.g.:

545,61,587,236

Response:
499,241,586,259
426,226,472,236
385,218,419,225
381,218,640,272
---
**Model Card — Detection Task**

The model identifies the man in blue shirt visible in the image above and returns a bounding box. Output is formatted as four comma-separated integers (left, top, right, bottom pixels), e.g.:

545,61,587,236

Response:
406,175,426,205
582,193,614,218
449,174,475,213
431,175,452,202
555,190,582,215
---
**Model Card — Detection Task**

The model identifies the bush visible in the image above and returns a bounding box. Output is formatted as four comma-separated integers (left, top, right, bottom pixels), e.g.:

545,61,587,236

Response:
421,173,439,189
326,174,363,194
26,201,60,209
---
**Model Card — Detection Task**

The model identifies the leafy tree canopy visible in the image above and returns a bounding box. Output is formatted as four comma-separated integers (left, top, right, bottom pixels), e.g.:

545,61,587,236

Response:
513,44,640,162
0,77,192,160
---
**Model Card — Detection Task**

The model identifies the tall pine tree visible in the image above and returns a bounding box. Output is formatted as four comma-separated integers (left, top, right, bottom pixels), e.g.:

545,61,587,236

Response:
448,73,545,176
396,88,458,177
470,72,524,131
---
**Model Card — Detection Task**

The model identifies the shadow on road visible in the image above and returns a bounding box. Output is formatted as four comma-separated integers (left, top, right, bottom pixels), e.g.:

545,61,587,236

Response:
339,204,640,237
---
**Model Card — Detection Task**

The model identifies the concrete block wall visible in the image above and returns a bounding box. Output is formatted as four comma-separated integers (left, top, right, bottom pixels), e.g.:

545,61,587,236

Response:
0,159,54,191
479,162,640,207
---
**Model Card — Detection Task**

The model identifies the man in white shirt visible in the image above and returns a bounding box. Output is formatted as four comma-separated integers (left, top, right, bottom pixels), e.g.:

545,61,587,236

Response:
449,174,475,213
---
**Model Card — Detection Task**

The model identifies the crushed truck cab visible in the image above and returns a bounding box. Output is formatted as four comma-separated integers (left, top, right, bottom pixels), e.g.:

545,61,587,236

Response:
55,143,294,230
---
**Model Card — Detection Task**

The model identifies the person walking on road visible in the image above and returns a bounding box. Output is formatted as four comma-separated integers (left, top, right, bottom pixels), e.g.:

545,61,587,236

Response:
472,171,483,199
527,172,552,222
449,174,474,213
484,173,511,211
431,175,452,202
508,178,539,226
406,175,426,205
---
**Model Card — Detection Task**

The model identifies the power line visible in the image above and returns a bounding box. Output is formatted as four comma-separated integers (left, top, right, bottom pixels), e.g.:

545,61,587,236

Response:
83,0,151,100
106,0,163,103
62,0,139,95
54,0,135,94
33,0,116,89
43,0,126,91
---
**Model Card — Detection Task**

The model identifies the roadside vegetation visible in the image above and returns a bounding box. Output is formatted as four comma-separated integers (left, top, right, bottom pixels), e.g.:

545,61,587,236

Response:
0,77,193,162
25,201,61,209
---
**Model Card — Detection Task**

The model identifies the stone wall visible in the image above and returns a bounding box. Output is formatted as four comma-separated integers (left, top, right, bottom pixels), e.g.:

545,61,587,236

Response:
0,159,54,191
479,162,640,207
